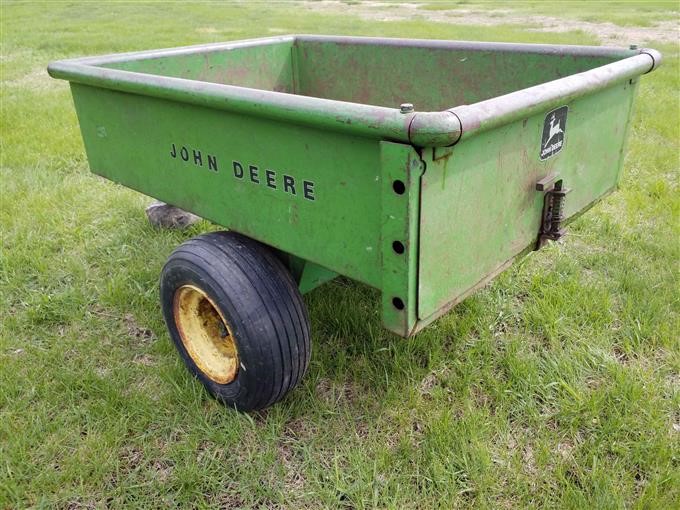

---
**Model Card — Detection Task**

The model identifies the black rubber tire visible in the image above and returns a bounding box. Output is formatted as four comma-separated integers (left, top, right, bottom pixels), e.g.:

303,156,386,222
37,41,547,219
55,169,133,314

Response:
160,231,310,411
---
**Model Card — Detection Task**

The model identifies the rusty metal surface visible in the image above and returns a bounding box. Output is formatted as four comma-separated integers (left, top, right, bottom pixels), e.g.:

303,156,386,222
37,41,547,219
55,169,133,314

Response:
48,36,661,336
173,284,239,385
48,35,660,148
450,50,657,141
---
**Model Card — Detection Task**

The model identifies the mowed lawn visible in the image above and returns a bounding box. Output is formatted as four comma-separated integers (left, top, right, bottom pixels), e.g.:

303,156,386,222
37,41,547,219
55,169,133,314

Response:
1,1,678,508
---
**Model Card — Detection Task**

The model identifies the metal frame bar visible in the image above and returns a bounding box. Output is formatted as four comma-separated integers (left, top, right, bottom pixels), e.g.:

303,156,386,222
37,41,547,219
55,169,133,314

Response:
48,35,661,148
379,142,424,336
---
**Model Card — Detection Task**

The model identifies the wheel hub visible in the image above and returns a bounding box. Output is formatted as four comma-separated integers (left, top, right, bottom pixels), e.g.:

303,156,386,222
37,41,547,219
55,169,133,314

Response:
173,285,238,384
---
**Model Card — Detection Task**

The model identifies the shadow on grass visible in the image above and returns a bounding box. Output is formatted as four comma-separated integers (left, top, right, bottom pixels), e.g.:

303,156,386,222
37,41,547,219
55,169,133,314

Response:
86,209,477,424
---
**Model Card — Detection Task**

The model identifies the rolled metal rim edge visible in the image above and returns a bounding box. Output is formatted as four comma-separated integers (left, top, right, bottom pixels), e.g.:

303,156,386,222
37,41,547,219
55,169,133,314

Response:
47,36,661,148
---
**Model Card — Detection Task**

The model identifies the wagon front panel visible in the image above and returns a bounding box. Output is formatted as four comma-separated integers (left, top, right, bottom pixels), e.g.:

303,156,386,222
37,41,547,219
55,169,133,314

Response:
417,79,639,324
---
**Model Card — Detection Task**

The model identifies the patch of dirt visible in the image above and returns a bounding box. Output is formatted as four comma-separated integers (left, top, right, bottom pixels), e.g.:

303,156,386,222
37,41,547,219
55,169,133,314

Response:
611,343,632,365
90,306,156,341
555,440,575,459
94,365,111,377
418,366,451,398
64,501,96,510
522,444,537,476
315,377,360,405
418,371,438,395
278,442,307,491
470,384,494,411
119,445,144,473
301,1,678,43
151,459,174,482
665,374,680,398
133,353,156,366
210,492,247,509
124,313,155,342
284,416,319,439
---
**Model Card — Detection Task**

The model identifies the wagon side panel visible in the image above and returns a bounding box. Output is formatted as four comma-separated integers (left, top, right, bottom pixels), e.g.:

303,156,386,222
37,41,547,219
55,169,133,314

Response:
69,84,383,287
417,80,639,322
101,40,297,93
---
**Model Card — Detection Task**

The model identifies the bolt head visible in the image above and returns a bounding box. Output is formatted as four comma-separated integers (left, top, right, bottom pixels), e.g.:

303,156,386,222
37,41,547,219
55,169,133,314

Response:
400,103,414,114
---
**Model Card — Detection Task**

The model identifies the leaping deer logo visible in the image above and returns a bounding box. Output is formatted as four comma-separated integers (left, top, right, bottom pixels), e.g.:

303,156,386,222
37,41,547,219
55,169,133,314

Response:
543,113,564,148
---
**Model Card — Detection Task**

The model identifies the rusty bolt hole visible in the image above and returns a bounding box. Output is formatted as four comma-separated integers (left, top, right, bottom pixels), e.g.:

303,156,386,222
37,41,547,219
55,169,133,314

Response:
392,297,405,310
392,180,406,195
392,241,405,254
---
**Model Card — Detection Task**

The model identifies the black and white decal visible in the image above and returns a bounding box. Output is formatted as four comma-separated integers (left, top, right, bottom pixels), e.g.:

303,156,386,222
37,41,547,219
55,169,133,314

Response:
540,106,568,161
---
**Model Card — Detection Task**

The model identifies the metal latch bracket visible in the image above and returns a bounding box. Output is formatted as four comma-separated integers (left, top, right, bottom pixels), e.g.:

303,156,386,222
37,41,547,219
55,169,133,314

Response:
535,173,571,250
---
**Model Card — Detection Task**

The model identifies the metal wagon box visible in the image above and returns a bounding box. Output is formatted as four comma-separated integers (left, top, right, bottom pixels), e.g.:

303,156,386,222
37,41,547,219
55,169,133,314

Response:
49,36,661,410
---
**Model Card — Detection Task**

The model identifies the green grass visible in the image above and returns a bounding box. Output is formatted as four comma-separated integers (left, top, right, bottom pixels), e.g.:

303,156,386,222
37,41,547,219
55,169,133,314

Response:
1,1,678,508
417,1,678,27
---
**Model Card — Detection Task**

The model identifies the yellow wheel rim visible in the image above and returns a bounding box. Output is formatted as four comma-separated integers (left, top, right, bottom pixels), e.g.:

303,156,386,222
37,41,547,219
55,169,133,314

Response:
173,285,238,384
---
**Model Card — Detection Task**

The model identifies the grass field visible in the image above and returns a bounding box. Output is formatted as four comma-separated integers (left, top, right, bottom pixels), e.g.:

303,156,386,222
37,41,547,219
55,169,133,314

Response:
1,1,679,508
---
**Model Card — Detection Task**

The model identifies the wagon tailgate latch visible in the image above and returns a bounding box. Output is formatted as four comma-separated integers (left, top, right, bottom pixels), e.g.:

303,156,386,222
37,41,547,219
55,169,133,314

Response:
535,173,572,250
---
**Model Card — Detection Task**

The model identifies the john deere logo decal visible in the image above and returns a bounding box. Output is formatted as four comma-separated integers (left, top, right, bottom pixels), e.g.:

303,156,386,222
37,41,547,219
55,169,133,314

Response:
540,106,568,161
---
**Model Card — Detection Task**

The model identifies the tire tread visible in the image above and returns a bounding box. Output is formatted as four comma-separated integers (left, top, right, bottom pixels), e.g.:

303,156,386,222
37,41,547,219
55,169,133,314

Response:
160,231,310,411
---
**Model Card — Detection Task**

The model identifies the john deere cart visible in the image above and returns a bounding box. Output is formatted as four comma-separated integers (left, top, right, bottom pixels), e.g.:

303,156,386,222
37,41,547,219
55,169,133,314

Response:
49,36,661,410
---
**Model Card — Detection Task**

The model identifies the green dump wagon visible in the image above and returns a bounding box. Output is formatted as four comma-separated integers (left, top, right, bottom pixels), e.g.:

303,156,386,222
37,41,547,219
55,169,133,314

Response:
48,35,661,410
